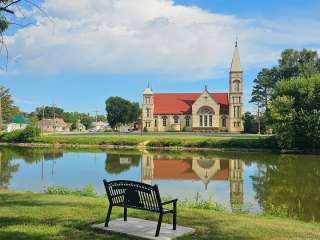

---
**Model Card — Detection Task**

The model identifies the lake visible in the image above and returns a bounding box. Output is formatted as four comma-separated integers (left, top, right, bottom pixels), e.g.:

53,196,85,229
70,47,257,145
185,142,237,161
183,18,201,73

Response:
0,146,319,222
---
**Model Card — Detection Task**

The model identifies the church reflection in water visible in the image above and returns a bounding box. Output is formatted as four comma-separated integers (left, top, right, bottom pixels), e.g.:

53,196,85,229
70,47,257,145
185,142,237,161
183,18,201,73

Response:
141,153,244,211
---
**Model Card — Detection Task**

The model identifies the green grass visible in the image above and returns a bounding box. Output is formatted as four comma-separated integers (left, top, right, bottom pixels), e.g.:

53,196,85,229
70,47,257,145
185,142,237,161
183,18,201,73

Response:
1,190,319,240
32,134,278,150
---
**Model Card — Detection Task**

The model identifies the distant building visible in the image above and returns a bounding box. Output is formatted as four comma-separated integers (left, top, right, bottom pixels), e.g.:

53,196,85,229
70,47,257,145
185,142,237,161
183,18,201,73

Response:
6,115,31,132
89,121,109,132
38,118,70,132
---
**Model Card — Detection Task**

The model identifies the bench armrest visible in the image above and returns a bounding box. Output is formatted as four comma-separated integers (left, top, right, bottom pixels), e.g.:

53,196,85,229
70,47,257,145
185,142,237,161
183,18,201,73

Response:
162,199,178,205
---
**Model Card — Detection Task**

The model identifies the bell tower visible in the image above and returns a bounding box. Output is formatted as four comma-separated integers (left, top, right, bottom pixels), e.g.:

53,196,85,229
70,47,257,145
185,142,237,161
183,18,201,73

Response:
142,85,154,131
229,159,244,212
228,41,244,132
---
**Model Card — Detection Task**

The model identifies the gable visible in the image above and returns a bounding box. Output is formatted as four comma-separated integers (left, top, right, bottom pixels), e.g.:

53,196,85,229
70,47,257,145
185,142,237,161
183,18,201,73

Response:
153,93,228,115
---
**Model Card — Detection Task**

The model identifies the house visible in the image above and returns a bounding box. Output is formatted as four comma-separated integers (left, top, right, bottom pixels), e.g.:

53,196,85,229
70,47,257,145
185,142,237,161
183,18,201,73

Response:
89,121,109,132
38,118,70,132
142,42,244,133
6,115,31,132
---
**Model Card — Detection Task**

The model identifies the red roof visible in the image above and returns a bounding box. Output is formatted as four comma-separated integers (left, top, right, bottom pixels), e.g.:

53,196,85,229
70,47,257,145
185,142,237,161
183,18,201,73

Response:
153,93,228,115
153,159,229,181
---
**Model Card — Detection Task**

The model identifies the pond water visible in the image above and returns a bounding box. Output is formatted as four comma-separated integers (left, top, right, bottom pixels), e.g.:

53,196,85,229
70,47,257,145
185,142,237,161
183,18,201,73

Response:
0,146,319,222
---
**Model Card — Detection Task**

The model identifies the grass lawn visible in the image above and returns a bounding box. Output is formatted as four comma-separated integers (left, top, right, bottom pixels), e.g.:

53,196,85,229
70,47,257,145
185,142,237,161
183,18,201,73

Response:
1,190,319,240
33,134,277,150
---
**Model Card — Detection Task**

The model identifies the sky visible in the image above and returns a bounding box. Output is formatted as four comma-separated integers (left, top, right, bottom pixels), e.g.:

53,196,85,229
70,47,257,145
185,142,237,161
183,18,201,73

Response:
1,0,320,115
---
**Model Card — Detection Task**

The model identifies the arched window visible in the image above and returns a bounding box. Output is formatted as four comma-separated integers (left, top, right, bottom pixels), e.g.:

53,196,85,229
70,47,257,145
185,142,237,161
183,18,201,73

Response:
198,107,214,127
233,80,240,92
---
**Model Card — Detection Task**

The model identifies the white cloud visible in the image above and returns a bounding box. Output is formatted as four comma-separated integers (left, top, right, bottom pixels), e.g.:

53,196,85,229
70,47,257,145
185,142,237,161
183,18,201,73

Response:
5,0,320,79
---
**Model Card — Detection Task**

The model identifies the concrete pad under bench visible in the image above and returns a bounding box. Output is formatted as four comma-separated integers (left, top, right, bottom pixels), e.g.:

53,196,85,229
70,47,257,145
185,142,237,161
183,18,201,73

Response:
92,217,195,240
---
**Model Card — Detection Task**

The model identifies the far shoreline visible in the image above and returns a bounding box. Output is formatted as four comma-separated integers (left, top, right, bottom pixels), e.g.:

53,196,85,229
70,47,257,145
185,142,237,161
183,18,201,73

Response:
0,142,310,154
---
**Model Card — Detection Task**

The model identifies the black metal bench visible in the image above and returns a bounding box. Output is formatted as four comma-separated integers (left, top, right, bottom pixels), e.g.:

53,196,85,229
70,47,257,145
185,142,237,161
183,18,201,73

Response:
103,179,177,237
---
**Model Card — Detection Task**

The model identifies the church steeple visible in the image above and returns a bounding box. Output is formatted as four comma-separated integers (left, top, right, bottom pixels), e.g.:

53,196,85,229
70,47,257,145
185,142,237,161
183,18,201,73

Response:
230,41,242,72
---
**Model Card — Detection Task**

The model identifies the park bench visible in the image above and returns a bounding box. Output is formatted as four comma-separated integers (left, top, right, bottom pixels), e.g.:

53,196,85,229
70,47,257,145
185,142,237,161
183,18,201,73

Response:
103,179,178,237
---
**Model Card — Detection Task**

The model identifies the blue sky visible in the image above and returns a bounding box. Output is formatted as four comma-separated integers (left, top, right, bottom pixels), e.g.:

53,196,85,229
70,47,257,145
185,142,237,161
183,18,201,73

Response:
1,0,320,115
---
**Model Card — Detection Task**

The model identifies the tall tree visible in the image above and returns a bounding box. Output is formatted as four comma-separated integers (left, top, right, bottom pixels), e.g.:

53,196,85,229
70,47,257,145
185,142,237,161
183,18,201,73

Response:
105,96,140,129
0,86,20,128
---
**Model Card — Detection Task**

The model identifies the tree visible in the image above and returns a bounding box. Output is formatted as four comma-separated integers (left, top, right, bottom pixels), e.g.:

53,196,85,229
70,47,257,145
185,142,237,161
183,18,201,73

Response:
242,112,257,134
269,74,320,150
0,86,20,128
105,96,140,129
35,106,64,120
80,114,92,129
251,49,320,133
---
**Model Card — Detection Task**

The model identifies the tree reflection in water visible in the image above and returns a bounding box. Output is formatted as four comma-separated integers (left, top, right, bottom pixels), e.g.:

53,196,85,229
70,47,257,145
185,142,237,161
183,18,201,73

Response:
0,147,64,188
250,155,320,222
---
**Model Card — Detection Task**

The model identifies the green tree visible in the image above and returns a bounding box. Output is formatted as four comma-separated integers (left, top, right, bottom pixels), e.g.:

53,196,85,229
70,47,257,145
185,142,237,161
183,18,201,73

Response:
242,112,257,134
80,114,92,129
269,74,320,150
105,96,140,129
35,106,64,120
0,86,20,127
251,49,320,121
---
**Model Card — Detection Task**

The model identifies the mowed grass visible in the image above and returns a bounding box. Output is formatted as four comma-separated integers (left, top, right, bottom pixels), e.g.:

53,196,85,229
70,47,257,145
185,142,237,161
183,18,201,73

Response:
1,190,320,240
34,134,277,149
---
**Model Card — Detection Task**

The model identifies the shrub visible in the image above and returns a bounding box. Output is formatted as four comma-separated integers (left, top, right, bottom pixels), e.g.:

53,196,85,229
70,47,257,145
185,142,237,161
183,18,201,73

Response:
0,125,41,143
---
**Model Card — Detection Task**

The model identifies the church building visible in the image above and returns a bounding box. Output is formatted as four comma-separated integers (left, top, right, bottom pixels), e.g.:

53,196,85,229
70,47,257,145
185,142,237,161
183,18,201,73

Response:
142,42,244,133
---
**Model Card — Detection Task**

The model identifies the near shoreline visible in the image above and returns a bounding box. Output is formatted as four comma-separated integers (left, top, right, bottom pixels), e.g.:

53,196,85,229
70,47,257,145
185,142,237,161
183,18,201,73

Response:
1,190,319,240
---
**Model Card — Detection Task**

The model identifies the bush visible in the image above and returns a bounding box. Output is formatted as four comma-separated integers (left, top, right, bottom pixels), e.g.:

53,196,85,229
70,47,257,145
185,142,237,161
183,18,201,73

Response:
0,125,41,143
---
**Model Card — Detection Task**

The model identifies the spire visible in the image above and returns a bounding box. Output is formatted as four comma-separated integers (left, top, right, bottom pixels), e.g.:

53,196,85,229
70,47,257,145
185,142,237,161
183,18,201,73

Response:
230,41,242,72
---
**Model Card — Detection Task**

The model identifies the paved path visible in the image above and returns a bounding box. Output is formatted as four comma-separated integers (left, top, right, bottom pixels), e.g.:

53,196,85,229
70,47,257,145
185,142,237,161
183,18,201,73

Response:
92,217,195,240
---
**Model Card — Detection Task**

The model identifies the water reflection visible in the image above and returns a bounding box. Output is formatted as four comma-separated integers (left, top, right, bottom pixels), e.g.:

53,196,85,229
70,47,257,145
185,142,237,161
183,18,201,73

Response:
0,146,320,222
141,153,244,211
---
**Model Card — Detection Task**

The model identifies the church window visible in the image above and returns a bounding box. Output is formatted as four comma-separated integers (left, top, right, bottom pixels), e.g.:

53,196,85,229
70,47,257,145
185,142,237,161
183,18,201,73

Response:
155,119,157,127
222,118,226,127
162,116,167,127
233,121,236,127
174,116,179,124
233,80,240,92
198,107,214,128
146,108,151,117
237,106,241,118
234,106,236,118
185,116,190,127
204,115,208,127
237,122,240,127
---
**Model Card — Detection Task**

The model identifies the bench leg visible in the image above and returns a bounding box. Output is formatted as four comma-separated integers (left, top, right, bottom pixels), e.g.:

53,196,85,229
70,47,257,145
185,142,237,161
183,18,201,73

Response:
105,205,112,227
155,213,163,237
124,207,127,221
173,201,177,230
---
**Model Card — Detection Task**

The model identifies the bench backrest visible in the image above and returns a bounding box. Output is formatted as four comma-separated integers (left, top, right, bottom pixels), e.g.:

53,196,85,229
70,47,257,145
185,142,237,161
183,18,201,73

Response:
103,179,162,212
